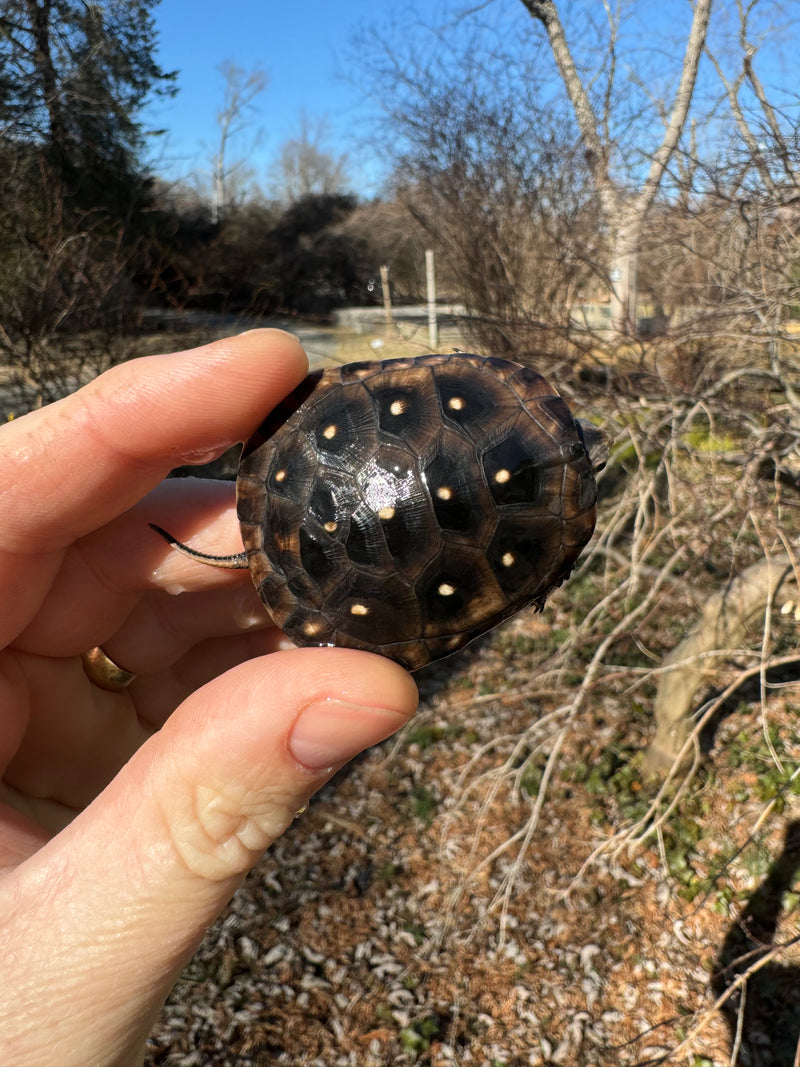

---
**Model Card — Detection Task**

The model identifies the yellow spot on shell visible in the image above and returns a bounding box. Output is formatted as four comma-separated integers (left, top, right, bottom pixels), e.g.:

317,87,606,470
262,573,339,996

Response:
495,468,511,484
448,396,465,411
324,521,337,533
438,583,456,597
390,399,405,415
323,424,337,440
378,506,396,520
350,603,369,616
436,486,453,500
501,552,515,567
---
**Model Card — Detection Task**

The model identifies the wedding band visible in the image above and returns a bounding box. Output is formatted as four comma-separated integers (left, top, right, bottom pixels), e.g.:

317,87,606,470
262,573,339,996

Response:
81,646,137,691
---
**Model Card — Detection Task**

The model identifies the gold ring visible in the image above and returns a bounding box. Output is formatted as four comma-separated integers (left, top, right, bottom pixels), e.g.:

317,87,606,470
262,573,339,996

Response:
81,646,137,692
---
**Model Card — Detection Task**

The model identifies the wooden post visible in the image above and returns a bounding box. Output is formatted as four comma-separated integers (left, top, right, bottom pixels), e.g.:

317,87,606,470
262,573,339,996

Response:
425,249,438,350
379,264,392,324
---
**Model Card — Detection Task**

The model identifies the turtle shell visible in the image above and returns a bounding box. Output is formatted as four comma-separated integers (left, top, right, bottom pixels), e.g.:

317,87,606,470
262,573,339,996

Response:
236,353,599,671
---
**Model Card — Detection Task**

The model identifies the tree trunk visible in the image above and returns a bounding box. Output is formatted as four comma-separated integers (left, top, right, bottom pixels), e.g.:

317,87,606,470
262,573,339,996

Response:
520,0,713,340
608,215,640,335
25,0,66,154
644,555,798,776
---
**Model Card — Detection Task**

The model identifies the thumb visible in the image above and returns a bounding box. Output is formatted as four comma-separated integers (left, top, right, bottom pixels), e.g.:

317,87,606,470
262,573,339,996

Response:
3,648,417,1067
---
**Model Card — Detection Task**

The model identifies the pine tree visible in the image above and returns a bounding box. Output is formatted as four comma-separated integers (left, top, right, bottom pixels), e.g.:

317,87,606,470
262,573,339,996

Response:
0,0,176,215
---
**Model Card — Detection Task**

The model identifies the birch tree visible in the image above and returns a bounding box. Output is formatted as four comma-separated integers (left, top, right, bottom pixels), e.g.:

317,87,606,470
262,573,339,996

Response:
210,60,267,223
520,0,713,337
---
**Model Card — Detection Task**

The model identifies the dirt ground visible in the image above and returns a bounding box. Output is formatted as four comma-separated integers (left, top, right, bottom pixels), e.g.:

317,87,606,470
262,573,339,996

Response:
144,601,800,1067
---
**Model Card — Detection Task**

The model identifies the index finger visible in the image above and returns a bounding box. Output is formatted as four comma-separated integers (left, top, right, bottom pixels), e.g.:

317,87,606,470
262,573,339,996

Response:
0,329,307,552
0,330,307,647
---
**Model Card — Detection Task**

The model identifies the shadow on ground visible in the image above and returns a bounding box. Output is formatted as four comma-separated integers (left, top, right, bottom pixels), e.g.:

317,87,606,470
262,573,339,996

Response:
712,819,800,1065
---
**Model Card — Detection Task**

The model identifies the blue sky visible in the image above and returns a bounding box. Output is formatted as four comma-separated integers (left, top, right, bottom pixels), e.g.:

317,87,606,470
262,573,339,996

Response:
142,0,796,198
143,0,391,191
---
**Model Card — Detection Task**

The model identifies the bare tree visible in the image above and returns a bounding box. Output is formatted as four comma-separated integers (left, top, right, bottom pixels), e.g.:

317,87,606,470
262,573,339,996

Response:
703,1,798,203
269,114,349,205
355,17,600,356
210,60,267,223
0,0,175,414
521,0,713,337
391,126,599,355
0,159,143,414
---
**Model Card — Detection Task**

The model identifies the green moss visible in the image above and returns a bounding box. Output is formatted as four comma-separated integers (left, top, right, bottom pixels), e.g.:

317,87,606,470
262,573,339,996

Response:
399,1015,442,1055
519,760,545,797
378,862,401,882
408,784,439,825
405,722,461,749
683,427,738,452
402,922,428,946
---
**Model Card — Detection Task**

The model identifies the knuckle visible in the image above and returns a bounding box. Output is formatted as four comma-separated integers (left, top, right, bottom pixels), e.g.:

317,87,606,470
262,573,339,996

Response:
167,781,300,882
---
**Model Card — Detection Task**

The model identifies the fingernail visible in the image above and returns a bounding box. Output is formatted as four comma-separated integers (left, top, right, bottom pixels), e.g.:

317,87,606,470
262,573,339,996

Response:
238,328,302,343
288,699,408,770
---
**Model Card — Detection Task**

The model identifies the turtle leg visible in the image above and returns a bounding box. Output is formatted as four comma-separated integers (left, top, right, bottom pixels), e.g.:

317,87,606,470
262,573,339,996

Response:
149,523,249,569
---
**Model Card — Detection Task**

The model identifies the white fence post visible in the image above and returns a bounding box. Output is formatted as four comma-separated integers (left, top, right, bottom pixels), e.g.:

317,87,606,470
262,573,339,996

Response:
425,249,438,350
379,264,392,324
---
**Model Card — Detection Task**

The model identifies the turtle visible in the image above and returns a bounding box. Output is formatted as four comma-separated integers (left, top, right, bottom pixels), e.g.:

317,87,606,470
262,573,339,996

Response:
153,353,608,671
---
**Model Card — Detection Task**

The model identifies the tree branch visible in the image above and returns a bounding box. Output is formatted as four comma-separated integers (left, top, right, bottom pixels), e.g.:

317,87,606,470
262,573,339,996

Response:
519,0,611,200
704,44,777,196
632,0,714,219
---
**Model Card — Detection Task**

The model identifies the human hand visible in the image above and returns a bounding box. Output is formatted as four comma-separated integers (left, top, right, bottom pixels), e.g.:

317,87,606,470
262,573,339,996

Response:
0,330,418,1067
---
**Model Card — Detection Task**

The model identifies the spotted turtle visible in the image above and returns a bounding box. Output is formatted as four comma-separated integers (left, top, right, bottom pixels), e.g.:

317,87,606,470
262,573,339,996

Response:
154,354,607,671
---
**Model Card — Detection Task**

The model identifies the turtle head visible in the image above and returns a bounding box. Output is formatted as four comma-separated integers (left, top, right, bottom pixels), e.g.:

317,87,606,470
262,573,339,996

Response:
576,418,610,473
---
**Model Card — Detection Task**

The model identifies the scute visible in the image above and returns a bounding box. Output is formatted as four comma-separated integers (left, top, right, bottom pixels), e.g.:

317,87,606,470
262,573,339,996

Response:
416,543,506,636
486,516,562,599
236,353,603,671
309,383,379,462
423,427,495,538
367,364,440,454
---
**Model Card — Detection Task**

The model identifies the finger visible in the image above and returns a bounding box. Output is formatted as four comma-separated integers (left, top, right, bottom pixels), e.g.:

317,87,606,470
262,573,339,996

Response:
0,330,307,647
103,584,273,673
3,648,418,1067
15,480,259,657
2,625,294,816
0,329,307,552
129,628,297,731
0,650,151,815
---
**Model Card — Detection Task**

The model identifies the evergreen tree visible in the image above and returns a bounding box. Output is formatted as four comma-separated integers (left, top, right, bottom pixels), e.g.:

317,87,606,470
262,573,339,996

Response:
0,0,177,400
0,0,175,214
